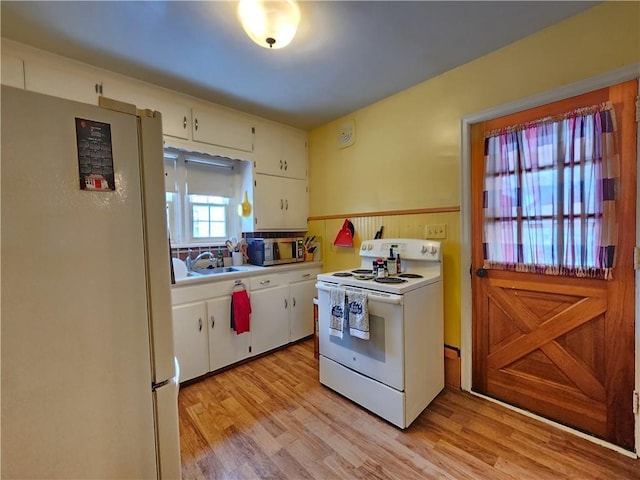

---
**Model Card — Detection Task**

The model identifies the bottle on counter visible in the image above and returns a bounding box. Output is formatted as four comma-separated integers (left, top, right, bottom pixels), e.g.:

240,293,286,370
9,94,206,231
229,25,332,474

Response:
377,258,386,278
396,253,402,274
387,248,397,276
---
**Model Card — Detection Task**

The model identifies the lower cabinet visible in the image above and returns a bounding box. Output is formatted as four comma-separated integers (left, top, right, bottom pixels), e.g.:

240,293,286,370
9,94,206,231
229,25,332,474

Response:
172,301,208,382
289,277,318,342
172,278,251,382
207,296,251,372
249,274,290,356
171,266,320,382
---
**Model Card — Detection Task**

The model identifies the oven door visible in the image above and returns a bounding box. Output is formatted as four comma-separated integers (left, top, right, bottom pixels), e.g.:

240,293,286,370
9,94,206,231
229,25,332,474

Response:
316,282,404,391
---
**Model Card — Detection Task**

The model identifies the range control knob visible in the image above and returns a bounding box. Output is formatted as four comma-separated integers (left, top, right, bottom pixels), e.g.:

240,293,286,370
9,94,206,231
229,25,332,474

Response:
361,243,367,251
422,244,437,255
367,244,373,251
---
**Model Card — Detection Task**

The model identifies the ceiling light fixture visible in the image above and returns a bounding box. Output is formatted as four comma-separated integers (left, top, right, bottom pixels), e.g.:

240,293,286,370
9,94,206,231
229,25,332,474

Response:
238,0,300,49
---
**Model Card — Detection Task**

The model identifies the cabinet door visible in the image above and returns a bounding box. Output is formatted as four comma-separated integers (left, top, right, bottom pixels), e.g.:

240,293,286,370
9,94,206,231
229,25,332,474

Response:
252,174,286,230
154,96,191,140
249,285,290,356
24,56,100,105
253,122,283,176
101,79,191,140
282,177,308,230
254,123,307,179
1,54,24,88
207,296,250,371
289,279,317,341
172,302,208,382
252,175,308,231
280,129,307,180
192,107,253,152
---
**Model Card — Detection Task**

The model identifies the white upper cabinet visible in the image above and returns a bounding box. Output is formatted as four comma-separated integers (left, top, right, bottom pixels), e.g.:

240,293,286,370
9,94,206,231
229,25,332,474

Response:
1,54,25,89
253,122,307,180
192,107,254,153
249,174,308,231
6,40,311,227
102,78,192,140
24,55,102,105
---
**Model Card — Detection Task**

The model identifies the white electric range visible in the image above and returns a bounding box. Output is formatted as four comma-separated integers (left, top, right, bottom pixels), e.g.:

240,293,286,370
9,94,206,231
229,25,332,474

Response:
316,238,444,428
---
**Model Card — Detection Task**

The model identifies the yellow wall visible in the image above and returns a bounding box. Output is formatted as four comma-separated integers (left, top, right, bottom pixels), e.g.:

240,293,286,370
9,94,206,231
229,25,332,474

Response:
307,2,640,348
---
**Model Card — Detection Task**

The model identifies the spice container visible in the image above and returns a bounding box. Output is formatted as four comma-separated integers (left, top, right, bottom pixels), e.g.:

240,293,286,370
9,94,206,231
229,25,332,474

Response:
376,258,386,278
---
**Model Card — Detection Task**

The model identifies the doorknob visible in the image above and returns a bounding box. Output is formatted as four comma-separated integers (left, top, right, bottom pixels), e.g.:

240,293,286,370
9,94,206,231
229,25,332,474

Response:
476,267,488,278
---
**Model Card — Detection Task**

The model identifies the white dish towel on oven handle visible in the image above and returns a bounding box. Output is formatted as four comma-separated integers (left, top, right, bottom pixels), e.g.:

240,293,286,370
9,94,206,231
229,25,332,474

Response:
329,287,346,339
348,290,369,340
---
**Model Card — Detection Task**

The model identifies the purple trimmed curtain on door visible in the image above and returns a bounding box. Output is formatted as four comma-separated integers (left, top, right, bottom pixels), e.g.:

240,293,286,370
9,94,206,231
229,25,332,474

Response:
482,102,618,280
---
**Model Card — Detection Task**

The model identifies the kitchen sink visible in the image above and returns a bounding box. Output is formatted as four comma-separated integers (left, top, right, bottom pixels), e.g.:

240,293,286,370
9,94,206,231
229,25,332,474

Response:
188,266,246,276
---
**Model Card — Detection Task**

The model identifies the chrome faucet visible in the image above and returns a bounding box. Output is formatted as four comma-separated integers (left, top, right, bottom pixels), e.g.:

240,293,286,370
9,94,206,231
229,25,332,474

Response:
185,250,215,271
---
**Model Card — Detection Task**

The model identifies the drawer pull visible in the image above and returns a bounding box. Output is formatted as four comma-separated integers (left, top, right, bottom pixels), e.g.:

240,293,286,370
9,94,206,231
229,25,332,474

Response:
260,279,271,285
211,315,215,328
198,317,202,331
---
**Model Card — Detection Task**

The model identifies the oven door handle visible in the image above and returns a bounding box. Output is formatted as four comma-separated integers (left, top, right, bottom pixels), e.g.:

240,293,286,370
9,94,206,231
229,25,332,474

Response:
316,283,403,305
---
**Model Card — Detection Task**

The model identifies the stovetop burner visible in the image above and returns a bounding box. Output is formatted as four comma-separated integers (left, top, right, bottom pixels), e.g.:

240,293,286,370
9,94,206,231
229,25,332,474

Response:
374,277,407,284
398,273,423,278
332,272,353,277
352,269,373,275
353,274,375,280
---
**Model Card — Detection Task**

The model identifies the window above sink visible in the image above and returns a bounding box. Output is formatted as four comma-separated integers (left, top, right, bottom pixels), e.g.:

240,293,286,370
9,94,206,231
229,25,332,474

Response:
164,148,250,247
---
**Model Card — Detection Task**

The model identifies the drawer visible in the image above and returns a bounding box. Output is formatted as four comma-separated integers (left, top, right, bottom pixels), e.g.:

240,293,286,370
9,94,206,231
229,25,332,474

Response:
283,267,321,284
250,274,283,291
172,278,248,305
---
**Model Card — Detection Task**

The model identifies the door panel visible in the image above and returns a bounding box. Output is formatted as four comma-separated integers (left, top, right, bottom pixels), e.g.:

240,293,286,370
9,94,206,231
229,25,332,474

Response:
471,80,637,450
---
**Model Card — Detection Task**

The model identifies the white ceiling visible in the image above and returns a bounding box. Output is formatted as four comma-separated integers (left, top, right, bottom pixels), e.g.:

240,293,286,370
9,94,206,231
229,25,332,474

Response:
1,1,599,130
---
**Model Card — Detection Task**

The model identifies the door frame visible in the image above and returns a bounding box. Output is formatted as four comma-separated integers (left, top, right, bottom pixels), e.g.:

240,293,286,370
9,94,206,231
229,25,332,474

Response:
459,64,640,456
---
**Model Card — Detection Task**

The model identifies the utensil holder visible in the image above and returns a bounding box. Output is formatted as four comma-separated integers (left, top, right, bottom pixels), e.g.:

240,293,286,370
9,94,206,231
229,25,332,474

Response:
232,251,244,266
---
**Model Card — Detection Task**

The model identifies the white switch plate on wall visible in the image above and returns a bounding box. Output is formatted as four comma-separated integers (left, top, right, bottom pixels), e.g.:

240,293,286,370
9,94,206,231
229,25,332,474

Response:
426,224,447,239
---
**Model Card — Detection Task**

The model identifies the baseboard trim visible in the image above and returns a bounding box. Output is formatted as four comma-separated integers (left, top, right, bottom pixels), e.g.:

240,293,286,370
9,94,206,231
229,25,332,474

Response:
444,345,461,388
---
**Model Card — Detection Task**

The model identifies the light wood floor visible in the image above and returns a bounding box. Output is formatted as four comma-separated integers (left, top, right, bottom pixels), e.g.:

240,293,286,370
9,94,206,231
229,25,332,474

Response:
178,339,638,479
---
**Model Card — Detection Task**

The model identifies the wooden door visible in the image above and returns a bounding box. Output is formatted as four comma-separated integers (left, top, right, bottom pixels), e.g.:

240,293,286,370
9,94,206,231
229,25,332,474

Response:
471,80,637,451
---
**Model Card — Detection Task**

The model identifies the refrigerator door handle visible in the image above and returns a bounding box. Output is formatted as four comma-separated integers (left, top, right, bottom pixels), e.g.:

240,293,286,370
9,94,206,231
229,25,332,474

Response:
152,379,170,391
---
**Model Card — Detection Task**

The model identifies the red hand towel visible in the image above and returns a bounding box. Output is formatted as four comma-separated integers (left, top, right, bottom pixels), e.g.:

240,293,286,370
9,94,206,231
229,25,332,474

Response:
231,290,251,334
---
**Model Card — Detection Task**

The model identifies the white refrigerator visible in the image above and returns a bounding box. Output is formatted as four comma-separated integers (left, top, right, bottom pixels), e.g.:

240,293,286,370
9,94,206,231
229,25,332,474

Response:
1,86,181,479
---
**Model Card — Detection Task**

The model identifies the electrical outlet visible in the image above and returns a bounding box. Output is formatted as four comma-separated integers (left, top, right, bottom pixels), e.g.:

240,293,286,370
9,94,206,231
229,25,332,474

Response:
426,224,447,239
